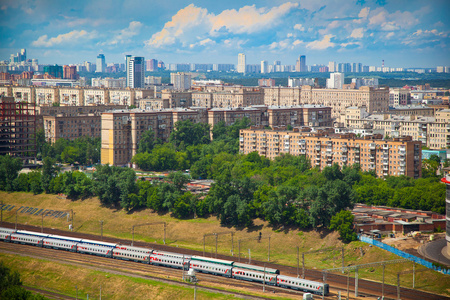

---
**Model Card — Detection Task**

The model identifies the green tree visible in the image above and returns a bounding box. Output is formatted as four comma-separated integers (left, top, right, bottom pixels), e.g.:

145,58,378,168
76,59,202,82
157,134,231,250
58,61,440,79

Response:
329,210,357,243
41,157,57,193
138,129,159,153
0,155,22,191
168,171,190,191
169,119,210,149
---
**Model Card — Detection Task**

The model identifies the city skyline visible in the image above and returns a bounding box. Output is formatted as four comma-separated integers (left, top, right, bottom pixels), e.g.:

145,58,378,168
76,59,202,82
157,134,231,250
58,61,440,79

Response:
1,1,449,67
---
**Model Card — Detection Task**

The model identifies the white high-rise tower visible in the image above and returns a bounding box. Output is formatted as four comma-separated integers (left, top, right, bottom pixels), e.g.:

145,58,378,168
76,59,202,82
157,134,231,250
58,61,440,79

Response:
237,53,246,73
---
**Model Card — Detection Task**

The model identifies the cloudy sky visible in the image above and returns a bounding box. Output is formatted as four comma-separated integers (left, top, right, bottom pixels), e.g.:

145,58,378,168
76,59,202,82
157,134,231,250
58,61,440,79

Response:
1,0,449,68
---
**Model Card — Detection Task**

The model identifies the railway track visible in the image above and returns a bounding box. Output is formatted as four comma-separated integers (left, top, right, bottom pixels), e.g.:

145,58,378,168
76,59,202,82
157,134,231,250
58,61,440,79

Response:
2,222,448,300
0,242,304,299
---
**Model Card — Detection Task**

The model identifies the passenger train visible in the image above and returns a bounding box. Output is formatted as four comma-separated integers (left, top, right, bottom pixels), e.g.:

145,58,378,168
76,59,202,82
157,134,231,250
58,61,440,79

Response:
0,227,329,296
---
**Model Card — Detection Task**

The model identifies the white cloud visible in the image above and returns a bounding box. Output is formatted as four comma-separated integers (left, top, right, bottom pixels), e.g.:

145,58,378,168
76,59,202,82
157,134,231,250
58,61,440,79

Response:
294,24,305,31
386,32,395,39
190,38,216,48
318,20,339,35
108,21,142,45
210,3,298,35
306,35,335,50
145,3,299,48
292,39,304,46
32,30,98,47
369,8,418,31
350,28,364,39
354,7,370,23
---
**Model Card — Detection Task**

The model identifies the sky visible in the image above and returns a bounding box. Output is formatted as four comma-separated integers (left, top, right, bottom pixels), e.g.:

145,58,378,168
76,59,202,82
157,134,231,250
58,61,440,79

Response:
1,0,449,68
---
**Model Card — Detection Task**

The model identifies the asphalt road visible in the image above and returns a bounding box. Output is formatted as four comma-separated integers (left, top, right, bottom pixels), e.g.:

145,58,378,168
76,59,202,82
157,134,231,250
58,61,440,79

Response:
419,238,450,267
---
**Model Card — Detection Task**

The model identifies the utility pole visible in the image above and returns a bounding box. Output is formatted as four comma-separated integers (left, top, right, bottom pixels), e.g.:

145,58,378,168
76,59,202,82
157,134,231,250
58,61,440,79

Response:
248,248,251,264
100,220,103,241
302,252,305,279
296,246,299,278
263,263,266,292
215,233,218,258
355,267,359,298
75,285,78,300
71,210,74,232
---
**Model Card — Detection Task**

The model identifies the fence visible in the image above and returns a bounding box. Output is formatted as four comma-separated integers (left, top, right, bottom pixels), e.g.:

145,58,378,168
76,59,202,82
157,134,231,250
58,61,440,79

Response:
358,235,450,275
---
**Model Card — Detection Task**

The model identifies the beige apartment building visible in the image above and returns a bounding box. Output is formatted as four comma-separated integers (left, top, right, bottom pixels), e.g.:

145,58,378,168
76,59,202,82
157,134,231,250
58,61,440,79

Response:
43,114,101,143
341,107,450,149
101,108,208,166
263,86,302,106
300,86,389,118
240,127,422,178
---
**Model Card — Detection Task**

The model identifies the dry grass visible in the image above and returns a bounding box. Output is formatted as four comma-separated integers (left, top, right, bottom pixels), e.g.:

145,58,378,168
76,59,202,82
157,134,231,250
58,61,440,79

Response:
0,253,243,300
1,191,449,296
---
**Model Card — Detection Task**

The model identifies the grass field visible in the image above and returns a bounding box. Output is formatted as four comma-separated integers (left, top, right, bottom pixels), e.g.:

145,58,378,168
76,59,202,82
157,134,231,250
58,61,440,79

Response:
1,191,449,297
0,253,260,300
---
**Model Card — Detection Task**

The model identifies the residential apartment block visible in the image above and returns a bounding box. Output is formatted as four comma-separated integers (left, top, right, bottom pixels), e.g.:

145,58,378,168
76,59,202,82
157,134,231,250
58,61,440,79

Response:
0,86,153,106
340,107,450,149
261,86,389,119
240,127,422,178
43,114,101,143
101,105,332,166
101,108,208,166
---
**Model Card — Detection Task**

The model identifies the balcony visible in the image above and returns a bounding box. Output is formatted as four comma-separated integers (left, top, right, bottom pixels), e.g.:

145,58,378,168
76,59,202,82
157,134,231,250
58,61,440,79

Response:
399,161,406,167
341,157,348,162
398,150,406,156
354,148,360,153
341,147,348,153
315,161,320,166
383,165,389,170
300,149,306,154
299,140,306,144
327,152,333,157
369,143,376,150
326,146,333,152
315,146,321,151
382,144,389,150
369,164,375,169
315,156,321,161
383,160,389,165
399,166,405,172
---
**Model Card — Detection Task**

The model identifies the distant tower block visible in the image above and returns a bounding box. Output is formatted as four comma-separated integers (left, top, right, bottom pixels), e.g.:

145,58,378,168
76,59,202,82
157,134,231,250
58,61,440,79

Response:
442,167,450,256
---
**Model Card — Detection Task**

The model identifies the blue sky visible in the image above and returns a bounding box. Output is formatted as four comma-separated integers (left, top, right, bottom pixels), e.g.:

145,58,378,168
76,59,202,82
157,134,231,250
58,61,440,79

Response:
1,0,449,68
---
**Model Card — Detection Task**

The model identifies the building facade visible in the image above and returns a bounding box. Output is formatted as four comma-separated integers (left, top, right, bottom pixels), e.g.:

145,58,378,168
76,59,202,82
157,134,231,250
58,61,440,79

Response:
96,54,106,73
237,53,246,73
126,55,145,88
240,127,422,178
170,72,191,90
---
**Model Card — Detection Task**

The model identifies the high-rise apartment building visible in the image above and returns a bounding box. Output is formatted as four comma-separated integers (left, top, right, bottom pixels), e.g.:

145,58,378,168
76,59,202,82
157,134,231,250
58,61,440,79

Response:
326,72,344,89
96,54,106,73
261,61,268,74
170,72,191,91
240,128,422,179
146,59,159,71
237,53,246,73
43,65,63,78
125,55,145,88
297,55,306,72
63,65,78,80
328,61,336,73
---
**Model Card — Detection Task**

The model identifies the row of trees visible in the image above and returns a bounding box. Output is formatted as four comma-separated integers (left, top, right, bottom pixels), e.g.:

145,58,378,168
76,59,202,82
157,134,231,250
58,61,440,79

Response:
0,262,47,299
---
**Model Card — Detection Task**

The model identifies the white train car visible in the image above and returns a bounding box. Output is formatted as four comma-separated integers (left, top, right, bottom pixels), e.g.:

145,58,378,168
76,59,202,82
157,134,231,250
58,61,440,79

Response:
0,232,11,241
112,248,150,263
16,230,49,239
232,267,277,285
189,260,232,277
0,227,16,235
277,275,329,295
47,234,83,243
79,238,117,248
10,233,44,247
42,238,77,251
114,245,152,255
77,244,113,257
152,250,191,260
150,254,189,270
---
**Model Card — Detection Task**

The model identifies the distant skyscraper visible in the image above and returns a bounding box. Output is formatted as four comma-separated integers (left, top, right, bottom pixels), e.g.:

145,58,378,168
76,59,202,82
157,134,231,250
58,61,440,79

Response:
328,61,336,73
299,55,307,72
237,53,246,73
63,65,78,79
125,55,145,88
326,72,344,89
261,61,268,73
170,72,191,90
96,54,106,73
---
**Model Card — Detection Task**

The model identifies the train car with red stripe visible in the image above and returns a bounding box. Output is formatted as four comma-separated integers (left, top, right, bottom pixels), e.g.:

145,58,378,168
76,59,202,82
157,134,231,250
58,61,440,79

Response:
42,238,78,251
277,275,329,295
189,260,232,277
112,248,151,263
10,233,44,247
231,267,277,285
